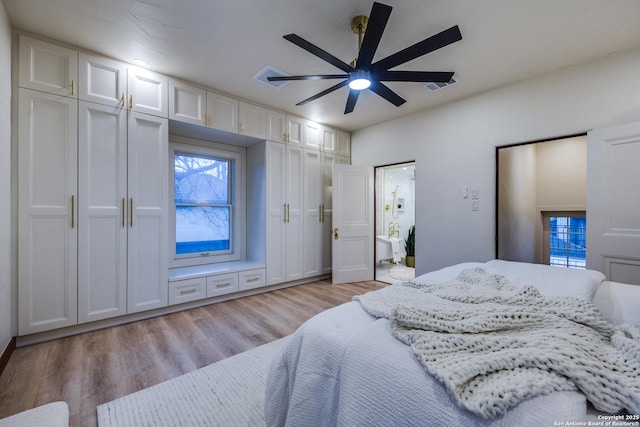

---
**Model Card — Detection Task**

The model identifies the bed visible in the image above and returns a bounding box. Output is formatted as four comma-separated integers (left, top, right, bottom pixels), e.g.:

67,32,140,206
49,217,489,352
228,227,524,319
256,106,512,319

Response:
264,260,640,427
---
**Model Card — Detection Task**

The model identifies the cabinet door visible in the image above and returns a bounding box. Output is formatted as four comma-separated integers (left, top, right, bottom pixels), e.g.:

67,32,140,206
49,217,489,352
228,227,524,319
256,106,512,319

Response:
128,67,169,117
336,130,351,157
321,152,336,275
239,102,266,139
18,89,78,335
207,92,238,133
266,142,287,285
78,53,127,107
285,145,305,281
304,120,322,150
321,126,336,152
303,149,323,277
169,79,207,126
78,102,128,323
19,35,78,97
266,110,286,143
286,115,305,146
127,112,168,313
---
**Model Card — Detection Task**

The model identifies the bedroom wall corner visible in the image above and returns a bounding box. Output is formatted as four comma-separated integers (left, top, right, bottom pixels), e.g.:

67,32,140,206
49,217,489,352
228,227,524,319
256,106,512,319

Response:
0,1,14,360
351,46,640,275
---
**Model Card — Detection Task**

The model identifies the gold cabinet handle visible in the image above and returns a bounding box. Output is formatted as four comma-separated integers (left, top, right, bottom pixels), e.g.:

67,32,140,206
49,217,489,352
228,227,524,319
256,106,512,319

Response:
319,205,322,223
246,277,259,283
121,198,125,227
333,227,339,240
239,123,245,133
283,203,287,223
71,80,76,96
179,288,198,296
216,282,230,288
321,204,325,223
129,198,133,227
202,113,207,126
129,95,133,110
287,203,290,223
71,195,75,228
120,93,125,107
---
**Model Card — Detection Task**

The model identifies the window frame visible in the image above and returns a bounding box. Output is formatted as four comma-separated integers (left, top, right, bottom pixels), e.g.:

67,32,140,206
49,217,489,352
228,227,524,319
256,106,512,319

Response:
169,140,245,268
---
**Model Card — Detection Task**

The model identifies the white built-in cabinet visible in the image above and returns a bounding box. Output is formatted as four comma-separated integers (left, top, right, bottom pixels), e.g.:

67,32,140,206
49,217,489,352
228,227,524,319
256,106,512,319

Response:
266,141,305,285
170,79,269,138
18,89,79,335
16,34,351,336
18,35,168,335
303,150,335,277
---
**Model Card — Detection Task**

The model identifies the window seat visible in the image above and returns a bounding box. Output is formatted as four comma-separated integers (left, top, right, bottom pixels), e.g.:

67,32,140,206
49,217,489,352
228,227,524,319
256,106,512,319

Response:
169,260,265,282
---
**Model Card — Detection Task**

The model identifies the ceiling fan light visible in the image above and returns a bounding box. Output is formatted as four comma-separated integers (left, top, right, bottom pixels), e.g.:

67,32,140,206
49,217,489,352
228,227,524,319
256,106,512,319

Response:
349,72,371,90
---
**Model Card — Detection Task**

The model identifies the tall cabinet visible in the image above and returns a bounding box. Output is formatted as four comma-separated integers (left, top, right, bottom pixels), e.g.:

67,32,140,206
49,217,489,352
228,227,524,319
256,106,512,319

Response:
18,35,168,334
266,141,304,285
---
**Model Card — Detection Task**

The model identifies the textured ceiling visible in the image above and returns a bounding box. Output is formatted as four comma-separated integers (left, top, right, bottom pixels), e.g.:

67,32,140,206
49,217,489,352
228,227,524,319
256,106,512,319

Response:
4,0,640,131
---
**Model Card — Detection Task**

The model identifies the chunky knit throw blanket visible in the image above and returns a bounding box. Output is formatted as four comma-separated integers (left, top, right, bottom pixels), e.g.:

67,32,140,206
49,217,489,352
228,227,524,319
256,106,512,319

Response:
355,268,640,418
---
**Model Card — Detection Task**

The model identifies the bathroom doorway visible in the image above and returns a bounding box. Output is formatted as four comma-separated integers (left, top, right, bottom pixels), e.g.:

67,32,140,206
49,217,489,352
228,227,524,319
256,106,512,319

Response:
374,162,416,284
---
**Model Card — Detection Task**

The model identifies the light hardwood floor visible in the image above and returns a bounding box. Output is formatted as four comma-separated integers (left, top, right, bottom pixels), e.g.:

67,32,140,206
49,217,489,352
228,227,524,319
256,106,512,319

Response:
0,279,386,427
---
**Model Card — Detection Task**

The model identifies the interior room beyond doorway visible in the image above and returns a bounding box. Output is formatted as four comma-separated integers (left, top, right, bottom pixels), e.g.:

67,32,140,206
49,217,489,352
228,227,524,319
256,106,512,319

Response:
375,162,416,284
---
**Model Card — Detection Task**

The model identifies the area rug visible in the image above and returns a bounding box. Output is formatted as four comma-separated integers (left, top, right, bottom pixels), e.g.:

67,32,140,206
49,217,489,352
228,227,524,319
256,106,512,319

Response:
97,337,287,427
388,266,415,282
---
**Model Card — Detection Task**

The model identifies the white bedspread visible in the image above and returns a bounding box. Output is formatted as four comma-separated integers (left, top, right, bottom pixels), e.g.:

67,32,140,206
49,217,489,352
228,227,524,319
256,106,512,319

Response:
357,268,640,418
265,301,597,427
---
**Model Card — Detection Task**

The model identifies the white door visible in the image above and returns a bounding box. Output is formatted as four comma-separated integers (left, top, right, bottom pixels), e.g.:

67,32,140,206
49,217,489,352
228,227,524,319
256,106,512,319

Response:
587,121,640,284
18,89,78,335
321,152,336,275
78,101,128,323
285,144,305,282
127,112,169,313
332,164,374,284
265,142,287,285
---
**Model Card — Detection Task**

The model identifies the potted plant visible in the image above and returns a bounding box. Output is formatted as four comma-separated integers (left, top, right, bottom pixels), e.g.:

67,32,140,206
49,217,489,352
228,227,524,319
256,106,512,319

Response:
404,225,415,268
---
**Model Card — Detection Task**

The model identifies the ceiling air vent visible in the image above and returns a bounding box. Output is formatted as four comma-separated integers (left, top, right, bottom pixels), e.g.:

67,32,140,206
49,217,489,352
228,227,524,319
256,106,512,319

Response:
253,66,290,88
424,76,458,92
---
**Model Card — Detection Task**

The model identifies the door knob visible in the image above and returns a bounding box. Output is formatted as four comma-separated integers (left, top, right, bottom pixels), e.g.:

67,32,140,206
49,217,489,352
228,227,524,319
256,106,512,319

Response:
333,228,339,240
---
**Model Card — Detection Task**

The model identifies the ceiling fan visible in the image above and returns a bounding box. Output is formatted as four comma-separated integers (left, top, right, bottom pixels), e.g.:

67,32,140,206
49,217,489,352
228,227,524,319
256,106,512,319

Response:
268,1,462,114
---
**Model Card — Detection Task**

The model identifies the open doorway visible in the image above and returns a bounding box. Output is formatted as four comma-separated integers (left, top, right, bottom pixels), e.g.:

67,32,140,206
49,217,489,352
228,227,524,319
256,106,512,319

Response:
374,162,416,284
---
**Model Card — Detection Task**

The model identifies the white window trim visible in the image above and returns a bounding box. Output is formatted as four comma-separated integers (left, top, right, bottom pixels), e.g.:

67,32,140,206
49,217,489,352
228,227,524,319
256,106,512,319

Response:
169,139,246,268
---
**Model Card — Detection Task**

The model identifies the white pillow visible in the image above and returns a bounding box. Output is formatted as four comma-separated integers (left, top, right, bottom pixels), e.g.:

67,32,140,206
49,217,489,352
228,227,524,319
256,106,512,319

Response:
412,262,486,285
483,259,605,301
593,281,640,325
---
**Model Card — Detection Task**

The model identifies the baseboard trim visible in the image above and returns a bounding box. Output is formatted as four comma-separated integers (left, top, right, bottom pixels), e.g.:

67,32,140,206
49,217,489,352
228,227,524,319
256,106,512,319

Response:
0,337,16,376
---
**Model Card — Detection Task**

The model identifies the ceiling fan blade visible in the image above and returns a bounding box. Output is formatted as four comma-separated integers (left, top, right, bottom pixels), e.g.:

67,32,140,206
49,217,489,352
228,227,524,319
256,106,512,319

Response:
283,34,353,73
370,81,406,107
268,74,349,81
344,89,361,114
296,80,349,106
356,2,392,68
372,25,462,72
377,70,454,82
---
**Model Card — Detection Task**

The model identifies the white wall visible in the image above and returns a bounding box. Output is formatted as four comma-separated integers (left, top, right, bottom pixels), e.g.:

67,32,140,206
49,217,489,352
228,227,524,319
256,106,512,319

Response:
352,47,640,275
0,2,13,355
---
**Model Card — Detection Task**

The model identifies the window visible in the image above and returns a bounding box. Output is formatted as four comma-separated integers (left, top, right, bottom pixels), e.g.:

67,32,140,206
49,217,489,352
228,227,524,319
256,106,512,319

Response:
170,142,243,266
543,212,586,269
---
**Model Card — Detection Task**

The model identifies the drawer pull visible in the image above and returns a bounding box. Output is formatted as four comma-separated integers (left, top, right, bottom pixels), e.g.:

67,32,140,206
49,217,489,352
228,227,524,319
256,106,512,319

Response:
179,288,198,295
216,282,231,288
246,277,260,283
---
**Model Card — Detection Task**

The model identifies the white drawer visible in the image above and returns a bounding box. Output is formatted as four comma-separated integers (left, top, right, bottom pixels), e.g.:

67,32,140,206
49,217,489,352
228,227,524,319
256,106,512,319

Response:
169,277,206,305
206,272,239,298
238,268,266,291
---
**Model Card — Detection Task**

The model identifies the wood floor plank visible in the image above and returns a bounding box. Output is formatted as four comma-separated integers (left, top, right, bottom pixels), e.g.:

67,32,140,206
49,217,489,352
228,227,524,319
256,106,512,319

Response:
0,279,386,427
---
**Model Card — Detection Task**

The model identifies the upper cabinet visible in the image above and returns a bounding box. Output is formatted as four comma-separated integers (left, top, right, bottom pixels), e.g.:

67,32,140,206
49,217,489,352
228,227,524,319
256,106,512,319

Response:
336,130,351,158
238,102,266,139
19,35,78,97
169,79,207,125
207,92,238,133
78,52,127,107
128,67,169,118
